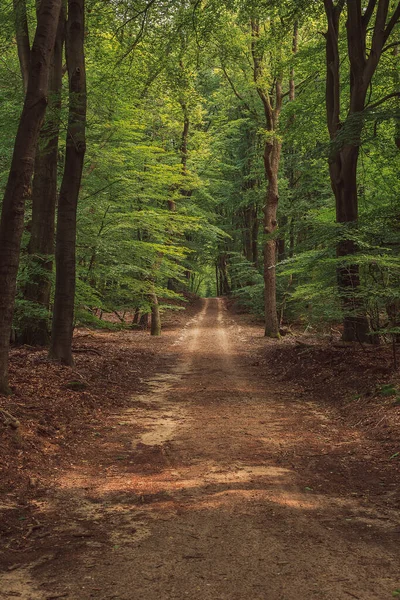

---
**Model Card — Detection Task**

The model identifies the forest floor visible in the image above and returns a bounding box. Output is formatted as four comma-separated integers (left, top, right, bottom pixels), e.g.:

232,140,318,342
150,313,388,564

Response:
0,297,399,600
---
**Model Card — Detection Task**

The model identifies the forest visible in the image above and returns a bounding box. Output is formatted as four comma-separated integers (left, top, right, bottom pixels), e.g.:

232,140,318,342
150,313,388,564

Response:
0,1,399,599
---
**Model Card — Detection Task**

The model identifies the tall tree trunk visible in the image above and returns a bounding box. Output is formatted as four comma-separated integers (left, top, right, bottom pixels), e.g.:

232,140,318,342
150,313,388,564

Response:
150,292,161,336
50,0,86,365
20,10,65,346
263,139,281,338
279,21,298,265
251,17,282,338
323,0,400,342
328,142,371,341
0,0,61,394
217,254,230,296
243,206,253,263
395,44,400,149
215,264,220,296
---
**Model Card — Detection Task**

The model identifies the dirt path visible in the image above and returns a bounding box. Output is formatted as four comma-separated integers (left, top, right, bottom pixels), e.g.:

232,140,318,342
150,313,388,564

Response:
1,298,399,599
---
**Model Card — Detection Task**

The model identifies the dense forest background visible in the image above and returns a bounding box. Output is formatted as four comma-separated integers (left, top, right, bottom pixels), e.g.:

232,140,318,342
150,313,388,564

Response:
0,0,399,393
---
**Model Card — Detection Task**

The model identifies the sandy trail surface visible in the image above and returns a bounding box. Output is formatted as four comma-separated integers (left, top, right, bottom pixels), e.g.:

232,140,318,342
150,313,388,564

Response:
1,298,399,599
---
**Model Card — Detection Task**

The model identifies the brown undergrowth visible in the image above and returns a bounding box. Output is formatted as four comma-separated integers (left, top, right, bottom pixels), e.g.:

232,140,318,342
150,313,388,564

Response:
241,317,400,512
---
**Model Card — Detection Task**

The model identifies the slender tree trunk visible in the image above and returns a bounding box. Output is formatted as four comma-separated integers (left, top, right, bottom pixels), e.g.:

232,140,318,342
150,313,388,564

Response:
0,0,61,394
217,254,230,296
243,207,252,263
132,307,140,325
251,206,259,266
388,45,400,338
150,293,161,336
20,10,65,346
50,0,86,365
279,21,298,265
263,139,281,338
13,0,31,95
395,45,400,148
251,17,283,338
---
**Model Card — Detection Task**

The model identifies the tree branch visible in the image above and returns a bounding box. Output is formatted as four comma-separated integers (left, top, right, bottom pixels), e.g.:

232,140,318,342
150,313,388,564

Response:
370,0,390,58
362,0,378,27
365,91,400,110
346,0,367,74
220,65,255,115
251,18,273,129
281,72,319,99
383,1,400,44
382,41,400,52
113,0,157,36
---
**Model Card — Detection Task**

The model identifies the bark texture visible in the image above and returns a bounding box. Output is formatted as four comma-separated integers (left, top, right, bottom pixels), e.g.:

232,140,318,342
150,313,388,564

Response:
324,0,400,342
216,254,230,297
50,0,86,365
21,9,65,346
13,0,31,95
251,18,282,338
150,293,161,336
0,0,62,394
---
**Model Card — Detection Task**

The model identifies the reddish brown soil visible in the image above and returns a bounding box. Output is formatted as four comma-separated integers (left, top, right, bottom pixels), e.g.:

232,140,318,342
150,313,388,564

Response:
0,298,399,600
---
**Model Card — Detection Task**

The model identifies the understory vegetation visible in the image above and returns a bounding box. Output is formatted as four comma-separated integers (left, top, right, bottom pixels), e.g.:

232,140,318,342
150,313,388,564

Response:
0,0,399,393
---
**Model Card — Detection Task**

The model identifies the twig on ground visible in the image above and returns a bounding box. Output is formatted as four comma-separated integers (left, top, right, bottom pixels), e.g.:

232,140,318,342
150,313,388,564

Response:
0,408,20,429
72,347,101,356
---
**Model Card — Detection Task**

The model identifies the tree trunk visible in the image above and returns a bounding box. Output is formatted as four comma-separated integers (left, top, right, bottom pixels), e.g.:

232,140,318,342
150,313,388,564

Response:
251,206,259,266
132,307,140,325
243,207,252,263
150,293,161,336
328,142,370,342
251,17,282,338
13,0,31,95
263,139,281,338
215,264,220,296
324,1,370,341
323,0,400,342
50,0,86,365
139,312,149,328
387,301,400,344
217,254,230,296
0,0,61,394
20,10,65,346
278,21,298,265
395,45,400,148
